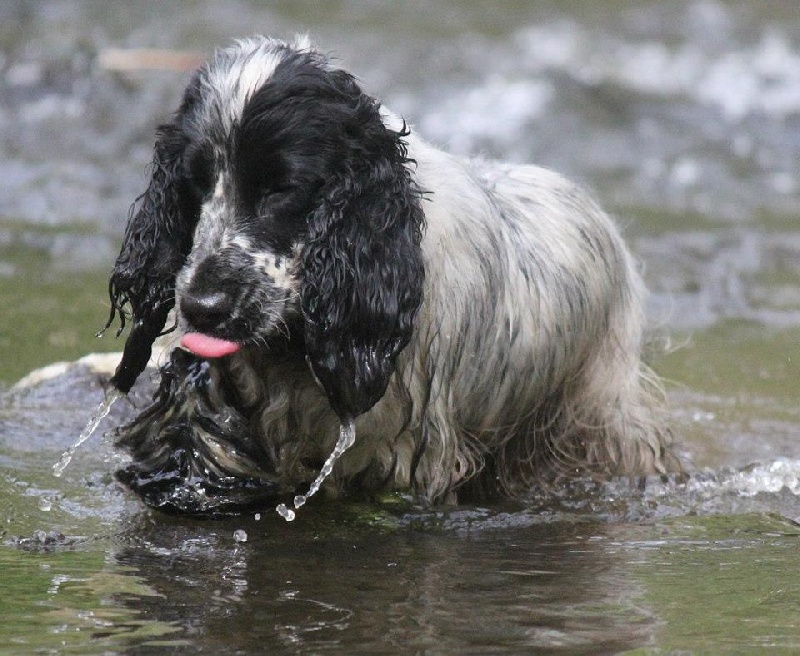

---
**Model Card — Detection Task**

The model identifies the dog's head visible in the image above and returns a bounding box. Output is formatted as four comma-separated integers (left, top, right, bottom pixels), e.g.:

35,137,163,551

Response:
107,36,425,420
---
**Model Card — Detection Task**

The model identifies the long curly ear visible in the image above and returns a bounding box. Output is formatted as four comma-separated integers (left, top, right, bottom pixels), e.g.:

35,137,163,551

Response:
106,121,198,393
302,108,425,421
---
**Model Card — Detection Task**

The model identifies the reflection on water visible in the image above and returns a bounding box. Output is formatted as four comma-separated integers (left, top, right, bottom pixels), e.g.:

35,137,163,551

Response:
104,517,662,654
2,0,800,653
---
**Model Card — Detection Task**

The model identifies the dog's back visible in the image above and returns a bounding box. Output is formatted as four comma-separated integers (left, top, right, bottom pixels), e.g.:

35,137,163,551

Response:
344,133,677,500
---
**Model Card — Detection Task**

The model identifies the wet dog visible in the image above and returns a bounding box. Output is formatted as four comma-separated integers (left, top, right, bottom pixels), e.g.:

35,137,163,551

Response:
107,36,677,514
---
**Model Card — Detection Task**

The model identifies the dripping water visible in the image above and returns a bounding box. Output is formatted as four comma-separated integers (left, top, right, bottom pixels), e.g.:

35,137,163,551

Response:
276,419,356,522
52,387,124,477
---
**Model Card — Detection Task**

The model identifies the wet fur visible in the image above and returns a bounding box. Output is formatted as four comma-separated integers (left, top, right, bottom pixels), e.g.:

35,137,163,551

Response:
109,36,677,512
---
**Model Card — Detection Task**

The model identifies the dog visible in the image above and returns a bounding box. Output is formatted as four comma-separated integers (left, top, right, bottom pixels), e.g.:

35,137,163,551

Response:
105,35,677,514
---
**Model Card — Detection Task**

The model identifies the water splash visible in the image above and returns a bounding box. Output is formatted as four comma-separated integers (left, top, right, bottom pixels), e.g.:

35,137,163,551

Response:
276,420,356,522
52,387,124,477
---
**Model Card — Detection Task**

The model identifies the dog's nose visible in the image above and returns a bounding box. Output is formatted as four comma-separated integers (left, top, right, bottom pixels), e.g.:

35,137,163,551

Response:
180,290,234,333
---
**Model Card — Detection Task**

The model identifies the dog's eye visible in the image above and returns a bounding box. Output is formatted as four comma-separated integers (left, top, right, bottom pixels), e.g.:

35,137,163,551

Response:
266,182,293,197
185,146,215,200
249,171,292,200
254,185,293,215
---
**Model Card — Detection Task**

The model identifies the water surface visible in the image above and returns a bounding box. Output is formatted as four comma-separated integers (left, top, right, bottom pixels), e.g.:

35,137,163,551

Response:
2,1,800,653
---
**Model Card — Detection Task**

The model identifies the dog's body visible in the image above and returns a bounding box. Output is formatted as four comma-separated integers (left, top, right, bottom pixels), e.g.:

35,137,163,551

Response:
108,36,676,512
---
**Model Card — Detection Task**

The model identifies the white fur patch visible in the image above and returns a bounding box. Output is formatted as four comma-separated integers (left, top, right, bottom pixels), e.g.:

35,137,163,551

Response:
252,251,298,291
199,36,316,133
212,174,225,200
228,235,252,251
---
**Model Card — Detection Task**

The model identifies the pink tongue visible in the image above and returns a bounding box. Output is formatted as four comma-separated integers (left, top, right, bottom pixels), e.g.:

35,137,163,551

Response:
180,333,241,358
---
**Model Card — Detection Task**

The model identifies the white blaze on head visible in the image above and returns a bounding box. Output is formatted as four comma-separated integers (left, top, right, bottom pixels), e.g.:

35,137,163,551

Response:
189,172,229,257
198,35,316,132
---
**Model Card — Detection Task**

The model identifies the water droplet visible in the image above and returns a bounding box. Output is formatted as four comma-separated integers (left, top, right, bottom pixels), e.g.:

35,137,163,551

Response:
233,529,248,543
276,503,295,522
254,513,261,521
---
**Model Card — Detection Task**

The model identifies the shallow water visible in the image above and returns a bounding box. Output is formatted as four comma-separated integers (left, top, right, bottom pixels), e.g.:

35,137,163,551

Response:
2,0,800,653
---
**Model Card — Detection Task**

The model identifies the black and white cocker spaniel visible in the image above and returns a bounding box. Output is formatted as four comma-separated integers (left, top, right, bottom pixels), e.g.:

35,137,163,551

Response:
106,36,677,514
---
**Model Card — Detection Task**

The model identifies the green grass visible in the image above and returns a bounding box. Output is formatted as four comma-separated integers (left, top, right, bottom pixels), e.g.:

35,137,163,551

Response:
0,231,123,385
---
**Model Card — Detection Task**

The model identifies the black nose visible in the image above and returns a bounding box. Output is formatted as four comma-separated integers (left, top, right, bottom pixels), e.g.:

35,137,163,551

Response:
180,290,234,333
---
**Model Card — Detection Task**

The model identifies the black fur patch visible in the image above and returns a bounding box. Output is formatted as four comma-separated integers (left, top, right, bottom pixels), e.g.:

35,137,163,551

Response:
114,349,285,515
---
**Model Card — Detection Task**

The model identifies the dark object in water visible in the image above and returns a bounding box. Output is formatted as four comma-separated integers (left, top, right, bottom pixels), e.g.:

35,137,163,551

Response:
114,349,284,515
